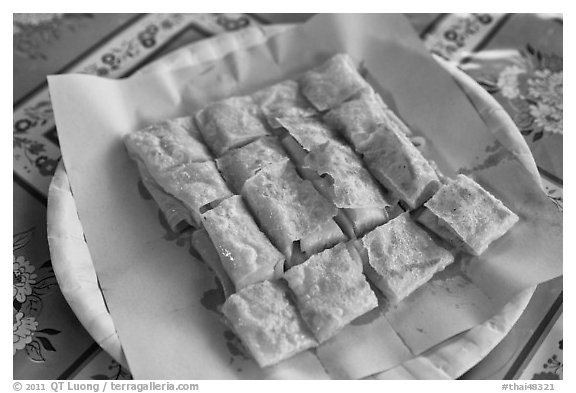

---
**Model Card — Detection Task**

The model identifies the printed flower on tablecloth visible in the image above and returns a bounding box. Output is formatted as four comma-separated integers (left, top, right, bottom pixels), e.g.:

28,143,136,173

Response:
35,155,59,176
532,340,563,380
527,70,563,135
497,64,525,99
14,14,94,60
13,309,38,355
90,360,132,380
13,255,37,303
475,44,563,143
13,99,60,177
13,228,61,360
216,14,251,31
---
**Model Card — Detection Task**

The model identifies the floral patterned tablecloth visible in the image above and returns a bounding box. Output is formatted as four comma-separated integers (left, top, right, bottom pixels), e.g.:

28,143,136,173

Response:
13,13,562,380
519,314,563,380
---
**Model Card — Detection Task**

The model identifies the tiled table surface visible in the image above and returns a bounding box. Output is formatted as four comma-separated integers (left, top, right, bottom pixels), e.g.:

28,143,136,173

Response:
13,13,562,380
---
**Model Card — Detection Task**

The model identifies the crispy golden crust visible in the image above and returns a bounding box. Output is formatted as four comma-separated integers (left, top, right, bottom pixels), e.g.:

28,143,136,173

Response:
221,280,317,367
284,243,378,342
421,175,519,255
362,213,454,303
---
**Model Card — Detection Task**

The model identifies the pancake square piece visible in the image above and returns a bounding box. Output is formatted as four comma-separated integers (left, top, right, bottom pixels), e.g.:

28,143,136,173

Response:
362,213,454,304
124,117,212,176
152,161,233,227
252,80,317,128
216,136,288,194
303,140,394,237
417,174,519,256
299,53,369,111
277,117,338,152
304,140,391,210
241,160,344,261
202,196,285,291
284,243,378,343
278,117,339,178
195,96,269,156
135,160,193,232
324,90,412,152
190,229,235,299
362,124,440,209
221,280,317,367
